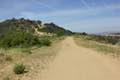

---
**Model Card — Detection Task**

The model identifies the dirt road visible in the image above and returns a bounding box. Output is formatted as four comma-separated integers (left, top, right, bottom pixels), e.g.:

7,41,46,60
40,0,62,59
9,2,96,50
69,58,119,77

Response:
41,37,120,80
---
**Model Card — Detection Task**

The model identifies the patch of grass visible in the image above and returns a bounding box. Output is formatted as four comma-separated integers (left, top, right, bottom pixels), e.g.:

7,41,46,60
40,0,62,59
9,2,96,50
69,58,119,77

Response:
74,35,120,45
21,48,32,54
13,63,26,74
74,36,120,57
0,49,12,62
0,36,63,80
3,76,10,80
5,55,12,61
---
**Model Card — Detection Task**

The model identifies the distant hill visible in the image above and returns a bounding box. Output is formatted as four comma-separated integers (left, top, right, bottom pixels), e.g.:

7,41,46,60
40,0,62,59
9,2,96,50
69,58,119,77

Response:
39,23,72,36
0,18,72,36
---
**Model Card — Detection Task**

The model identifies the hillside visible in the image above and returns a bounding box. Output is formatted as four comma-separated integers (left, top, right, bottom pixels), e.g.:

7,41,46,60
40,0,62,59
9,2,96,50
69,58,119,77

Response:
39,23,72,36
0,18,72,36
0,18,72,48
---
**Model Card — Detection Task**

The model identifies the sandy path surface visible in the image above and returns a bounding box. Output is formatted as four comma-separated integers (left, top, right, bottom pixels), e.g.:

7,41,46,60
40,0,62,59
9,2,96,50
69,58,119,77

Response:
41,37,120,80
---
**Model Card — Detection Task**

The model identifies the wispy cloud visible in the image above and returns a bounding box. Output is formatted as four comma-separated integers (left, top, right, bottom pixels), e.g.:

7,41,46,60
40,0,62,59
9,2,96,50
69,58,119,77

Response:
20,4,120,18
81,0,91,9
31,0,57,11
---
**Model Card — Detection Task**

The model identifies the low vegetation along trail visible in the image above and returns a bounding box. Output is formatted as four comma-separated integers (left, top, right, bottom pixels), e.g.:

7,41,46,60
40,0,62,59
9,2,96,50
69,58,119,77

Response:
41,37,120,80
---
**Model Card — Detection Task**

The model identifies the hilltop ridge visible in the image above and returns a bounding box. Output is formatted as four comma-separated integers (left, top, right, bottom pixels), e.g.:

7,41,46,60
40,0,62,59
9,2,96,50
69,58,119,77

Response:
0,18,72,36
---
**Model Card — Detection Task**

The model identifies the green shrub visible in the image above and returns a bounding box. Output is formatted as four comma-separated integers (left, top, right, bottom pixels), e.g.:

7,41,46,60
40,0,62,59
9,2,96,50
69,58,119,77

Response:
0,27,41,48
0,27,53,48
13,63,25,74
40,38,51,46
105,36,119,45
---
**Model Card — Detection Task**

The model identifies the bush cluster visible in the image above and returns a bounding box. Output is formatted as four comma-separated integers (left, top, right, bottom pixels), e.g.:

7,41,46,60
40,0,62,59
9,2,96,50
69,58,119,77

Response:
0,27,51,48
39,37,51,46
13,63,25,74
82,35,120,45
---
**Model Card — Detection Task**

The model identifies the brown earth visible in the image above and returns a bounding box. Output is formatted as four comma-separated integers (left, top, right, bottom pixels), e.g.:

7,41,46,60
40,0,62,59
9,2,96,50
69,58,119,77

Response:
40,37,120,80
1,37,120,80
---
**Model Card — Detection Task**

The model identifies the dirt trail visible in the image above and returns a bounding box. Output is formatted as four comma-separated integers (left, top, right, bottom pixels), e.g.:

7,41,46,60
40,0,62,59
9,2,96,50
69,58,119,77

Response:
41,37,120,80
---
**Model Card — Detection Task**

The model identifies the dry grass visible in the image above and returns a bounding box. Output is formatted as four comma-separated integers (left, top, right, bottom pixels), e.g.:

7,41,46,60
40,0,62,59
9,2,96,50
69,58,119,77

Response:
0,37,63,80
74,36,120,57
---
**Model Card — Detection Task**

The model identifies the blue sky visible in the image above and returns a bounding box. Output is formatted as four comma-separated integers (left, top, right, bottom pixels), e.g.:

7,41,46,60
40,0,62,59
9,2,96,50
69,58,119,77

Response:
0,0,120,33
